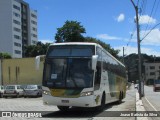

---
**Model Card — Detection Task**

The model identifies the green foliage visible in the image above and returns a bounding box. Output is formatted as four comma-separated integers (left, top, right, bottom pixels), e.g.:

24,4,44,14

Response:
55,20,86,42
0,52,11,59
85,37,120,58
54,20,120,59
24,42,50,57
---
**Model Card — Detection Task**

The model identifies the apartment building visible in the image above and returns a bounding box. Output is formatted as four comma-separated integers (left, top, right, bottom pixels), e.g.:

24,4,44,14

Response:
144,62,160,85
0,0,38,58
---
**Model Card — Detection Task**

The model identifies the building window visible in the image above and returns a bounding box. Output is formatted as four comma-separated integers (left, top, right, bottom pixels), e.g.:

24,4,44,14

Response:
14,27,21,32
150,66,155,69
13,12,20,18
14,35,21,39
32,34,37,38
31,13,37,19
15,50,21,54
32,40,37,44
13,20,21,25
150,72,155,76
32,27,37,31
31,20,37,25
14,42,21,47
13,5,20,11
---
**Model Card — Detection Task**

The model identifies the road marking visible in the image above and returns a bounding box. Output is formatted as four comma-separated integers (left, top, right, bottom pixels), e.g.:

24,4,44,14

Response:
145,97,157,111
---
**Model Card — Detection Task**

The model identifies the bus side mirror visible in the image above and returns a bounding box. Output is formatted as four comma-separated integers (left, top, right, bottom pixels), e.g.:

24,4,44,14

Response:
35,55,46,70
92,55,98,70
35,56,40,70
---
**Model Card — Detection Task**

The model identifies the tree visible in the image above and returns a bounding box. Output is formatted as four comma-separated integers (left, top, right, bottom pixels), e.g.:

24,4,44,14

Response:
24,42,50,57
85,37,120,59
0,52,11,59
55,20,86,42
54,20,120,59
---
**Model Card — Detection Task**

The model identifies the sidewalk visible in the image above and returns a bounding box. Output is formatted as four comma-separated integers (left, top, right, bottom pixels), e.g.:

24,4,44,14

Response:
136,92,148,120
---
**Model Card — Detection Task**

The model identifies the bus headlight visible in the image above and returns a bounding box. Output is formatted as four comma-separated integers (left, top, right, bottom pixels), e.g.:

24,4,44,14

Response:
80,91,93,97
43,90,51,95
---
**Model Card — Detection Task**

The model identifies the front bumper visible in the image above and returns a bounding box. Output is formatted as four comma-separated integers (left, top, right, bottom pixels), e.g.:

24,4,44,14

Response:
43,94,98,107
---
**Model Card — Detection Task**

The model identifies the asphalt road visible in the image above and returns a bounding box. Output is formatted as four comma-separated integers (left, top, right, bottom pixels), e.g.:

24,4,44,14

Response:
142,85,160,120
0,86,136,120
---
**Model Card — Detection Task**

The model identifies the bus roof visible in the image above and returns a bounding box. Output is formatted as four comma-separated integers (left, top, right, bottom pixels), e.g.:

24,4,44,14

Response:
50,42,98,46
49,42,125,67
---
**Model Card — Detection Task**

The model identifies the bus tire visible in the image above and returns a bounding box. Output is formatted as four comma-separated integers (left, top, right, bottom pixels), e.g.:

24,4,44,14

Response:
0,93,3,98
57,106,70,111
98,93,105,111
118,92,122,104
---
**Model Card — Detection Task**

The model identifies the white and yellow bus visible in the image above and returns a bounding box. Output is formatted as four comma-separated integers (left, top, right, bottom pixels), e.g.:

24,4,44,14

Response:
37,42,127,111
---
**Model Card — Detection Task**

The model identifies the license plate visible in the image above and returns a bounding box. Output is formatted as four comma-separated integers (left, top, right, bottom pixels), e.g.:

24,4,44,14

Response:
61,100,69,103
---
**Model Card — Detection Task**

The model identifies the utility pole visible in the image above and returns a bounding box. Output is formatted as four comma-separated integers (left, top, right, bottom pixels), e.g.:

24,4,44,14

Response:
123,47,125,63
130,0,142,99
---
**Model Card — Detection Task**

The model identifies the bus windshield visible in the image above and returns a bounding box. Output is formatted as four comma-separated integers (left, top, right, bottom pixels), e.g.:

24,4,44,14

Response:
43,58,93,88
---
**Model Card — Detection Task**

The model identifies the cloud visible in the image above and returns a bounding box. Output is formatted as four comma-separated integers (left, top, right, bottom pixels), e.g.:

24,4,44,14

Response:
130,28,160,46
39,39,54,44
140,29,160,46
127,28,160,46
116,14,125,22
114,46,160,57
96,34,122,40
138,15,156,24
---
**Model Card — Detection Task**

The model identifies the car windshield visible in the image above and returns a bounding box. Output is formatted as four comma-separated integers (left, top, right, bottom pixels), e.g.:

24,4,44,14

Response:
26,85,37,89
43,58,93,88
6,86,15,90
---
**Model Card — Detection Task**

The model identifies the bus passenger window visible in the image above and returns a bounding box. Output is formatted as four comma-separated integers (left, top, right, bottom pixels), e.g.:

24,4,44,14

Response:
94,65,101,90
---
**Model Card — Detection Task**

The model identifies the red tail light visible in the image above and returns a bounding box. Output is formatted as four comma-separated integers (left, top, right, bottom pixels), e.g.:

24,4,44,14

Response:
14,90,17,94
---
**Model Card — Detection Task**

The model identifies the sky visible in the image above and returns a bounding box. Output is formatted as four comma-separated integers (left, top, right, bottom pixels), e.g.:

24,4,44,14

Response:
24,0,160,57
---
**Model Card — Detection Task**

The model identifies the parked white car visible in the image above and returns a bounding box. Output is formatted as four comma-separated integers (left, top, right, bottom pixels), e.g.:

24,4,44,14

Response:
24,85,42,97
3,85,24,98
0,85,4,98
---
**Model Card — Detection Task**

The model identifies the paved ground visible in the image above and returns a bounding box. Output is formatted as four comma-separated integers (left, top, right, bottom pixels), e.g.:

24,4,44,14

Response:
0,86,136,120
142,85,160,120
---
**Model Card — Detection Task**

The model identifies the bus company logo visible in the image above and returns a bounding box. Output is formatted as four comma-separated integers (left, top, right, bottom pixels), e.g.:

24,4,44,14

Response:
2,112,11,117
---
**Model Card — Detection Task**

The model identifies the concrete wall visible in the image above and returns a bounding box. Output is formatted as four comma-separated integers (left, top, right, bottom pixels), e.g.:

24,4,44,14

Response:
144,62,160,85
2,58,43,86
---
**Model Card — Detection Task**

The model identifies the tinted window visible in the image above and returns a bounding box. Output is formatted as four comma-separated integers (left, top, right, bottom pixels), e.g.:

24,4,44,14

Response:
43,58,93,88
26,85,37,89
17,86,21,89
6,86,15,89
94,47,102,90
155,80,160,84
38,86,42,89
150,66,155,69
47,45,95,57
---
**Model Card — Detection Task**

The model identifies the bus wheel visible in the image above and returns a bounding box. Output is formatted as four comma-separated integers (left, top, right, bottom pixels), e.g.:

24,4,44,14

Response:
118,92,122,104
98,93,105,111
57,106,70,111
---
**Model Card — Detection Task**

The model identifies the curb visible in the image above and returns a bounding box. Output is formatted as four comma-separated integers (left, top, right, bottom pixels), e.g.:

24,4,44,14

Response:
136,92,148,120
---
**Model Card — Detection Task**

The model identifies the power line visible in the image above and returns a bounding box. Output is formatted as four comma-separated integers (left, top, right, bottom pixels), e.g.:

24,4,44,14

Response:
143,0,157,36
141,22,160,42
140,0,147,15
